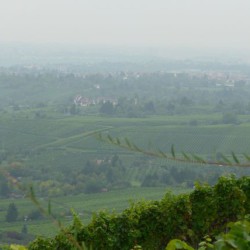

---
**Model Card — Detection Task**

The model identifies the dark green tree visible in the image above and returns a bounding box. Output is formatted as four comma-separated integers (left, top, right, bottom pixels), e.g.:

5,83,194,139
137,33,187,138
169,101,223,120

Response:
222,112,238,124
143,101,155,113
69,104,78,115
6,202,18,222
99,101,114,115
21,224,28,234
0,180,10,198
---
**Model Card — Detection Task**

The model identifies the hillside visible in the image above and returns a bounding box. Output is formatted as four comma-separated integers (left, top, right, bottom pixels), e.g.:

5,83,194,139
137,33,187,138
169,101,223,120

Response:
0,70,250,246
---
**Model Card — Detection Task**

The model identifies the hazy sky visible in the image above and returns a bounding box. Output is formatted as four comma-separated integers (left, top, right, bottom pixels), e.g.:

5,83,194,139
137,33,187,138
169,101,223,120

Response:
1,0,250,50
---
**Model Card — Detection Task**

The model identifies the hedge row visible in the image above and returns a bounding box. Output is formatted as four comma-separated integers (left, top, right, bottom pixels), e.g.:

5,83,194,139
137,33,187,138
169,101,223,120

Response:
29,175,250,250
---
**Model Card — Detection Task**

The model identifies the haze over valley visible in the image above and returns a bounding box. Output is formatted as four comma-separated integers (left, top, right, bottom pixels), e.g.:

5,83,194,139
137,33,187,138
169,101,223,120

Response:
0,0,250,248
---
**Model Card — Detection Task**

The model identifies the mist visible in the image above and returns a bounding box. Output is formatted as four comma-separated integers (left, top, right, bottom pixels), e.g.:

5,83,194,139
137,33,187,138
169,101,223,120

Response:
0,0,250,54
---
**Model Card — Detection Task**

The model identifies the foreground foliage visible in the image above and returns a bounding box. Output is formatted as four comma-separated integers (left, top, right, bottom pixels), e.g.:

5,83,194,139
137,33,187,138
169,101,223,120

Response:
27,175,249,250
166,218,250,250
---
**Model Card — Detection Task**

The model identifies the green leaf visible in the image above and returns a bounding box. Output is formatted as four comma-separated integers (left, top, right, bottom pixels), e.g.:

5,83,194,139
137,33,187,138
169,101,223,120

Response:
171,144,175,159
182,151,191,161
220,154,232,165
231,151,240,164
97,132,102,140
243,153,250,162
10,245,27,250
48,200,51,215
107,134,113,142
158,149,167,158
125,138,131,148
165,239,194,250
116,138,120,145
192,154,206,164
132,143,142,152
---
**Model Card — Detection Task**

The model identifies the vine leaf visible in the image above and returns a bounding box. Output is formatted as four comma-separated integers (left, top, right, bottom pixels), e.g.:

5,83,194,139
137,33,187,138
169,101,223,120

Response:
191,154,206,164
157,149,167,158
116,138,120,145
107,134,113,142
231,151,240,164
243,153,250,162
48,200,51,215
220,154,232,165
97,133,102,140
182,151,191,161
171,144,175,159
95,133,250,167
125,138,131,148
132,143,142,152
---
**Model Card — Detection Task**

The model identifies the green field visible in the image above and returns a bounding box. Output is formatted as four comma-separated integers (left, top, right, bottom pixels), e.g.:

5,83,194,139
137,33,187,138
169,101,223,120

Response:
1,112,250,168
0,186,189,237
1,111,250,242
1,112,250,152
1,112,250,192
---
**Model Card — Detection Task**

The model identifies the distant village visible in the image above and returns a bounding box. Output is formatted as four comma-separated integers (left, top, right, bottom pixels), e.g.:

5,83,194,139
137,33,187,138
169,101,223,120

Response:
188,70,250,88
74,95,117,107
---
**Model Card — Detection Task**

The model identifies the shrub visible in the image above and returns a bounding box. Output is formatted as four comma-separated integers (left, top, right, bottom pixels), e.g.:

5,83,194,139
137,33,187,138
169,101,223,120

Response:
28,176,250,250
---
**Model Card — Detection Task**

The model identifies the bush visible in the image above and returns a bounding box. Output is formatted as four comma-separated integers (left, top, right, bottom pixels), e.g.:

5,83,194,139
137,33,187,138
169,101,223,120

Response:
28,176,250,250
165,218,250,250
28,209,44,220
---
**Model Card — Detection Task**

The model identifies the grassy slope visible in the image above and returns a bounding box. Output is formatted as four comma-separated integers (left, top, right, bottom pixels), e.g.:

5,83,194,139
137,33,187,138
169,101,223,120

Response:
2,112,250,156
0,187,189,237
1,112,250,238
1,112,250,188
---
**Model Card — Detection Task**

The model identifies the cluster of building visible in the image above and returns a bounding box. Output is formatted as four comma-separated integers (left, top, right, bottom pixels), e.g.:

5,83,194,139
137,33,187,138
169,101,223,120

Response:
74,95,117,107
188,70,250,87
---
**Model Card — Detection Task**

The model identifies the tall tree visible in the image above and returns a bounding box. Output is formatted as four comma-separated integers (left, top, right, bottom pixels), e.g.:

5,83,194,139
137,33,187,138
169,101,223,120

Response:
6,203,18,222
99,101,114,115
